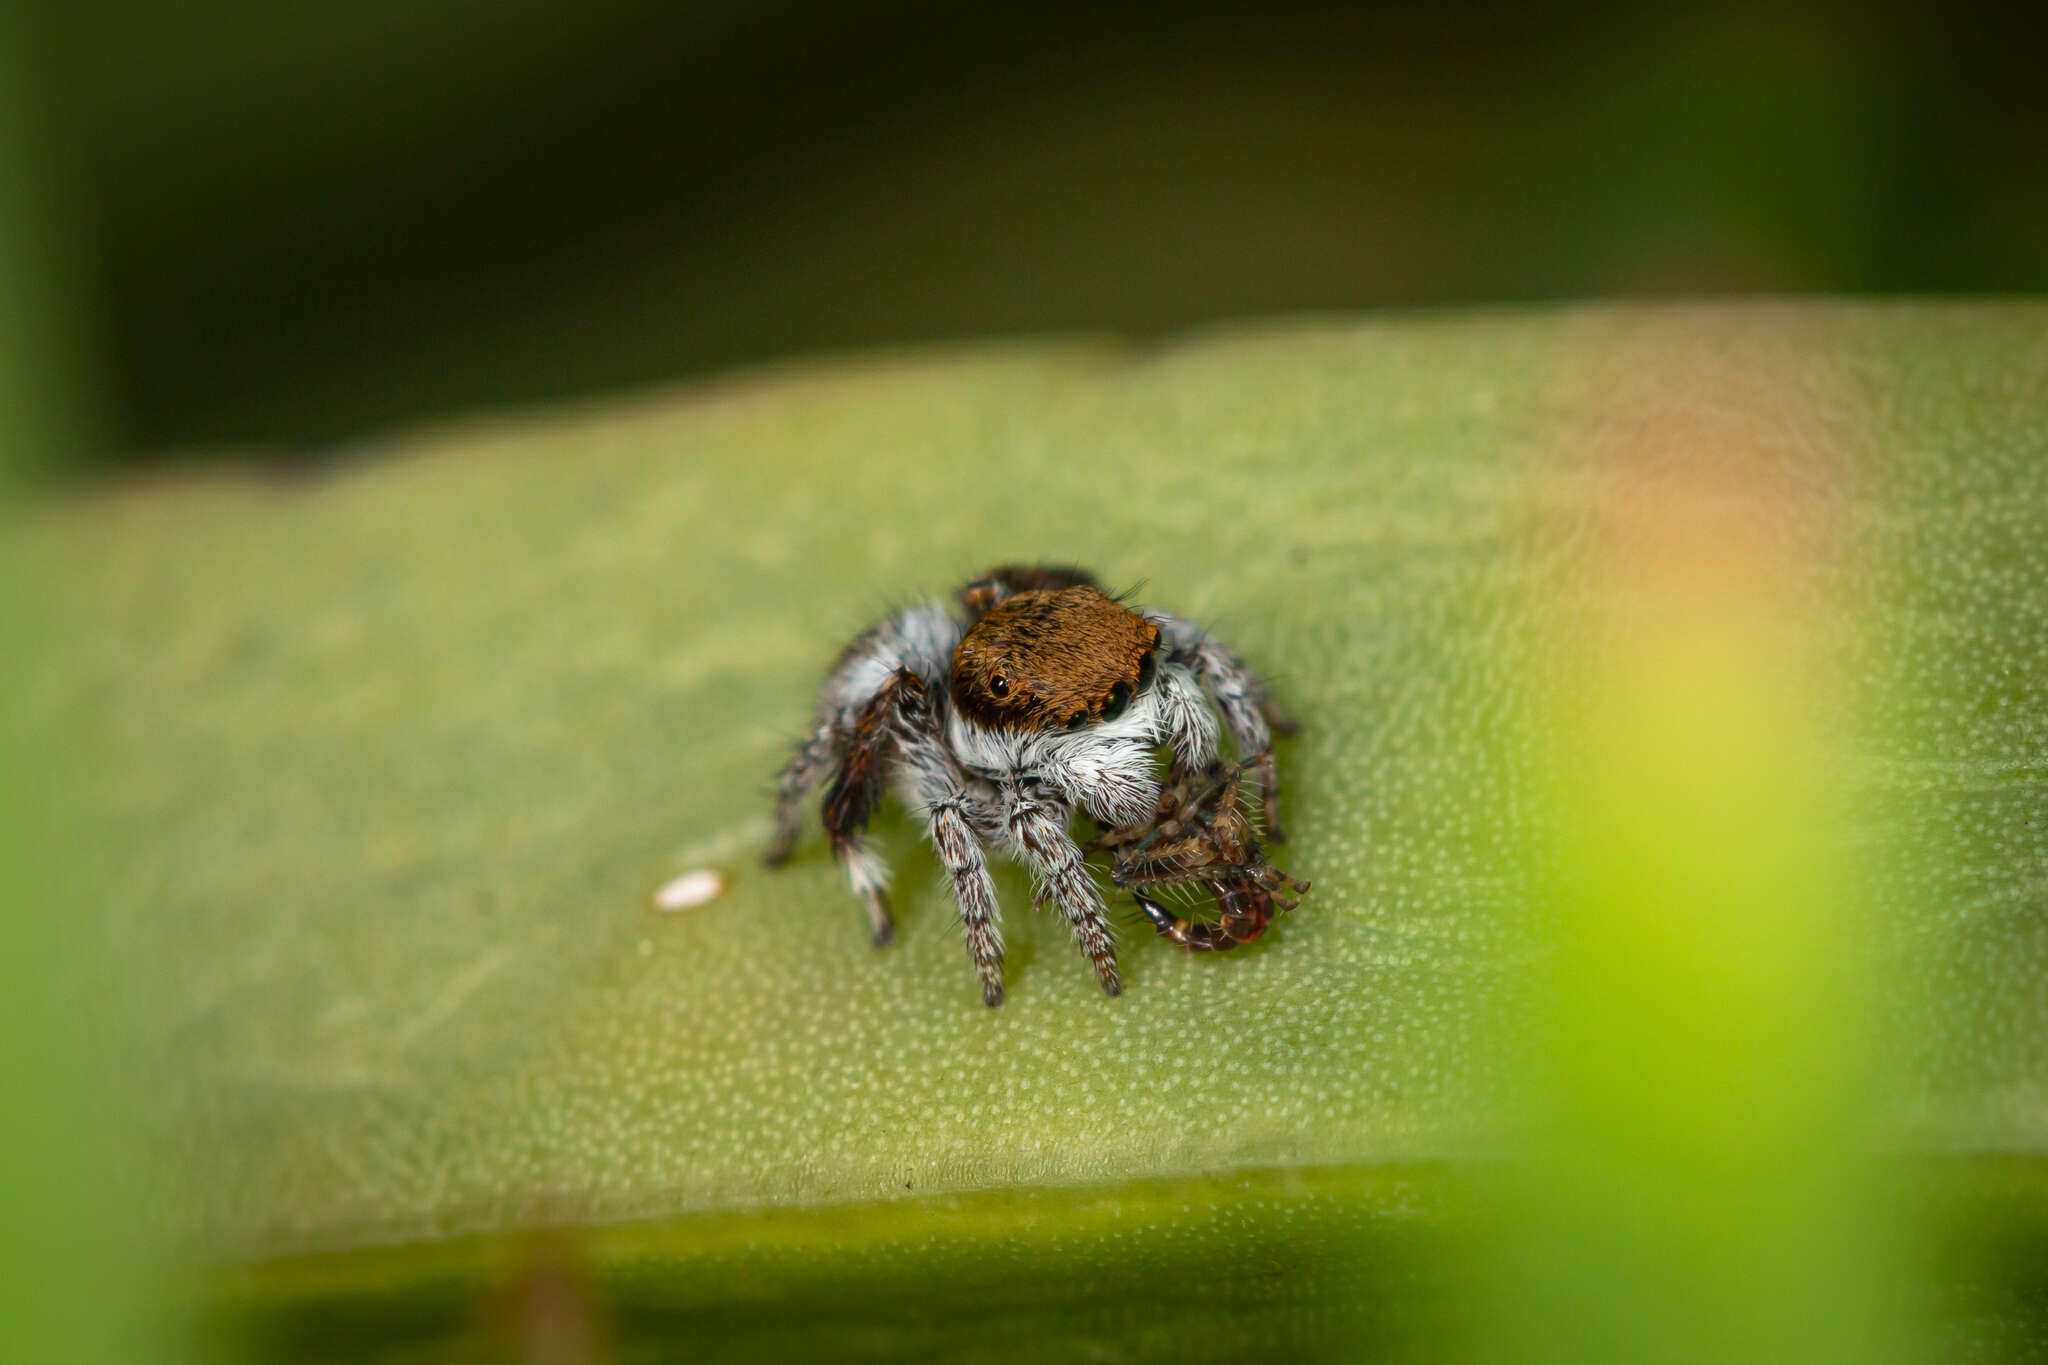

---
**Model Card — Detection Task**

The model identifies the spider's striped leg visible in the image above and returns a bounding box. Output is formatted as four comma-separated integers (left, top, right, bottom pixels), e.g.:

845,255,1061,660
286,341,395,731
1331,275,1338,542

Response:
927,794,1006,1006
820,683,905,948
766,718,840,866
1191,637,1292,842
879,670,1009,1006
1008,794,1122,998
1147,610,1300,843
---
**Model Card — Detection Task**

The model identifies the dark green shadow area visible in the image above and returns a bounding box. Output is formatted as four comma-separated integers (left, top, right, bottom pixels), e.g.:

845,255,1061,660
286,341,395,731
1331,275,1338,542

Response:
206,1159,2048,1363
211,1165,1458,1363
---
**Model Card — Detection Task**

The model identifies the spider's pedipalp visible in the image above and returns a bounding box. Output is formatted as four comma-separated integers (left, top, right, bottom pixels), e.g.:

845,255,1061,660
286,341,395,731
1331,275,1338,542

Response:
1149,660,1220,778
1038,728,1161,831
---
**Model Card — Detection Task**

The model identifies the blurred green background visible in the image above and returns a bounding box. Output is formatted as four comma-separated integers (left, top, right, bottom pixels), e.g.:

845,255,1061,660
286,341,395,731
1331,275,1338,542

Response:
5,4,2047,1362
6,0,2046,459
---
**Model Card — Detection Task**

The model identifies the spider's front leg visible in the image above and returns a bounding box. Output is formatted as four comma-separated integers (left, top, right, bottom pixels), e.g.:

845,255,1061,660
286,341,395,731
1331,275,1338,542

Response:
929,798,1006,1007
1149,613,1298,842
1194,639,1294,841
1005,790,1122,998
881,673,1009,1007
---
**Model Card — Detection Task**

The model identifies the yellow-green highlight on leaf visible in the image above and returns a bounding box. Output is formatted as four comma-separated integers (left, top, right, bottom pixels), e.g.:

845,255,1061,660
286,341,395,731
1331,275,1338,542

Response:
16,302,2048,1353
1477,332,1913,1362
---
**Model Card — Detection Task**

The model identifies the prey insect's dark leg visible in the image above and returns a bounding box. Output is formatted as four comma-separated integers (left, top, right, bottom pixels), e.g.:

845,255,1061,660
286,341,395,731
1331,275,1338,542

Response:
1133,887,1269,951
1130,893,1189,945
1127,868,1309,951
1083,761,1235,858
766,719,839,866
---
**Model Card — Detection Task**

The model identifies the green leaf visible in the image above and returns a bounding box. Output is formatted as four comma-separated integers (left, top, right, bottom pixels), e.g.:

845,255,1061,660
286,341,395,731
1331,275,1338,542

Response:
24,302,2048,1356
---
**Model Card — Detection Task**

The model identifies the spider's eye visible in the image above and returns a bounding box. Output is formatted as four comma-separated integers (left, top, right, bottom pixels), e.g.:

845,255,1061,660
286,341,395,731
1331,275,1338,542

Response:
1102,681,1132,721
1067,709,1089,730
989,674,1010,698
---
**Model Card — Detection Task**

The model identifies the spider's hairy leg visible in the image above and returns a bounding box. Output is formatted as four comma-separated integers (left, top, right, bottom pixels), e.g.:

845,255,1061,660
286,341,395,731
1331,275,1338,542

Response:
766,718,840,866
821,684,903,948
1148,610,1298,842
884,671,1008,1007
1192,638,1292,841
1256,690,1302,739
836,838,895,948
1007,793,1122,998
928,795,1005,1007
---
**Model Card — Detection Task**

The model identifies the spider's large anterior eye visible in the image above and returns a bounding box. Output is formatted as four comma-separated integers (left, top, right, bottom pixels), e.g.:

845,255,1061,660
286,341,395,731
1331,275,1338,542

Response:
1102,680,1132,721
989,674,1010,698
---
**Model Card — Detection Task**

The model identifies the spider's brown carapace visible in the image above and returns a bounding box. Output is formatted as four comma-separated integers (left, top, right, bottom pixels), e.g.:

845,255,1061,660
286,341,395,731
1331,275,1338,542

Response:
951,584,1159,733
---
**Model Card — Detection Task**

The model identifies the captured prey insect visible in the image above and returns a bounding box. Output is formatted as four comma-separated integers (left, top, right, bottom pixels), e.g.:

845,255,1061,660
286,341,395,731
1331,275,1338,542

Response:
1086,757,1310,951
764,563,1308,1007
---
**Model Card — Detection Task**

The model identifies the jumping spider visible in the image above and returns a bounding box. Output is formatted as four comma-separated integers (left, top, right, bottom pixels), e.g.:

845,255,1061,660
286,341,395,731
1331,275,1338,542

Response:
765,564,1306,1007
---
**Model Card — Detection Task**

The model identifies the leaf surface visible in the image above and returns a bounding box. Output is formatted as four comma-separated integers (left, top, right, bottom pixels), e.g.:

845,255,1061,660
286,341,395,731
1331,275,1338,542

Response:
26,303,2048,1351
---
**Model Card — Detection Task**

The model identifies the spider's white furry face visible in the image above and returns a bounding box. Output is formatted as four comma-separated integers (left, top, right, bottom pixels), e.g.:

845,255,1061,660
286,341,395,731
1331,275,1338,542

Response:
765,563,1292,1008
944,665,1216,831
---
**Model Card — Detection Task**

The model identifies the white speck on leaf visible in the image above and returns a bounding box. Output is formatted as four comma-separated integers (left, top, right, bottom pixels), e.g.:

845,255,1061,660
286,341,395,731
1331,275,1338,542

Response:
654,869,726,912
